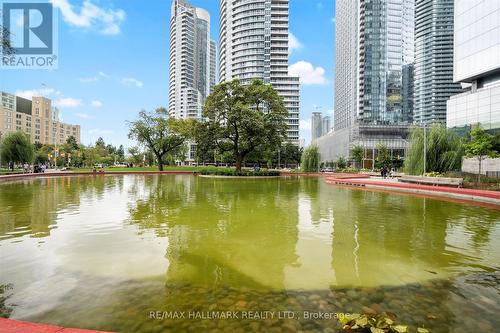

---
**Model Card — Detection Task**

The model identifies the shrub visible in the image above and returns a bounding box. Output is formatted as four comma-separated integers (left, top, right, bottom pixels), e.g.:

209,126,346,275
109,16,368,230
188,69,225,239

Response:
200,168,280,177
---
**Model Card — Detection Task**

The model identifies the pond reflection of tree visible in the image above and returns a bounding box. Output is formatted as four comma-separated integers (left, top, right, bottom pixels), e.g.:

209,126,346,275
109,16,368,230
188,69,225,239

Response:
127,175,302,290
0,176,124,240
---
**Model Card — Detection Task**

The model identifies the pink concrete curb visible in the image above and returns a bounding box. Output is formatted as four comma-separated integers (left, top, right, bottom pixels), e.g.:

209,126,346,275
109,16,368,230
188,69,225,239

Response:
325,177,500,205
0,318,114,333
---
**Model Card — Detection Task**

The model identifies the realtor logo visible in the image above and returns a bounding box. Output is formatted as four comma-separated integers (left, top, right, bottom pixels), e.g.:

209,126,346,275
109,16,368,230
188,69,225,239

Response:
1,1,58,69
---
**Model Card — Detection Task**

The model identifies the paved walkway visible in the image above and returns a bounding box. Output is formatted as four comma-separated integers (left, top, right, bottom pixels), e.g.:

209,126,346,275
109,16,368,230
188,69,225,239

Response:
0,318,113,333
325,176,500,206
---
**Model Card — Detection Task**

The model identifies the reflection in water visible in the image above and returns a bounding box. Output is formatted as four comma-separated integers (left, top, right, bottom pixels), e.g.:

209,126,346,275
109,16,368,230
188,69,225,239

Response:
0,175,499,332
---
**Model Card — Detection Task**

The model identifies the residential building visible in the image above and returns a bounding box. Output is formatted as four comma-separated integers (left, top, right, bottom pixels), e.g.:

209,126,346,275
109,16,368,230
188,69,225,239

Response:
414,0,462,125
311,112,332,142
311,112,323,141
322,116,331,136
168,0,217,162
0,91,81,145
219,0,300,145
169,0,216,120
318,0,415,168
446,0,500,134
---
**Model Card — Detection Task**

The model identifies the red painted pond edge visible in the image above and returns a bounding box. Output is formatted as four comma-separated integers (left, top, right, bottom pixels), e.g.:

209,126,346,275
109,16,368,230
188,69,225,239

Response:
0,318,114,333
325,176,500,206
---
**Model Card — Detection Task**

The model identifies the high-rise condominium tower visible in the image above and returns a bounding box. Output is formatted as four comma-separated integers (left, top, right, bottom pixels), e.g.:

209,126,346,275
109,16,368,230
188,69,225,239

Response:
318,0,415,168
358,0,415,125
414,0,461,125
169,0,217,120
219,0,300,145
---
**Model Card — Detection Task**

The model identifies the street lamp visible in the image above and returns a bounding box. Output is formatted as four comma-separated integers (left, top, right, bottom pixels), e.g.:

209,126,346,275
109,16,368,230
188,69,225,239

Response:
423,123,427,176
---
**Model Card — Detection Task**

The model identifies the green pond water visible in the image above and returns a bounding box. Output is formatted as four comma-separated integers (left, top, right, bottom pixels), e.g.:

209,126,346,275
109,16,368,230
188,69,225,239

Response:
0,175,499,333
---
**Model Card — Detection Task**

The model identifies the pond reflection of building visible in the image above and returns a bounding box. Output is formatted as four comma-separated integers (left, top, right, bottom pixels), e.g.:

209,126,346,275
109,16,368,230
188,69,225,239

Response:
128,176,300,290
284,178,336,289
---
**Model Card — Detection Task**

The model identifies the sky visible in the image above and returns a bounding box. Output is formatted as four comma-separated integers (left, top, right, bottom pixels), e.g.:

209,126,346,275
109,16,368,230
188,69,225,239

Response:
1,0,335,147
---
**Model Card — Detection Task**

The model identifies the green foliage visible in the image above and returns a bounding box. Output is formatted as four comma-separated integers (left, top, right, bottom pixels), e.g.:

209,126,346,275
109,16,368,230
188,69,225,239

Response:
464,127,497,183
0,131,34,165
128,108,188,171
339,312,429,333
203,79,288,171
301,145,321,172
405,125,464,175
351,145,364,169
335,155,347,169
200,168,280,177
464,127,496,158
375,143,392,170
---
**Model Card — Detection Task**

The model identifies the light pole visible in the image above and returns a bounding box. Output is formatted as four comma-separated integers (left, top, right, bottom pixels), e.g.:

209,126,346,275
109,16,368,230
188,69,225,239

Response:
423,124,427,175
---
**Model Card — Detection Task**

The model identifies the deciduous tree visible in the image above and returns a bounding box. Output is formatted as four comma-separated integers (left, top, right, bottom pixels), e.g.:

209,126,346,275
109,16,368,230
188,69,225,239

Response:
203,79,288,172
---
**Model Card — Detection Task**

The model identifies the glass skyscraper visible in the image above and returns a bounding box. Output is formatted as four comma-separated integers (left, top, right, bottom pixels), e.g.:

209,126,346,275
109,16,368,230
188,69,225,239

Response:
169,0,217,120
358,0,415,125
414,0,462,125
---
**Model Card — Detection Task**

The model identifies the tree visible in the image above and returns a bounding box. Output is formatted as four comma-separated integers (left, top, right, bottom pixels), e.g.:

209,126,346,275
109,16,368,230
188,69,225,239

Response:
464,127,497,183
0,131,34,167
335,155,347,170
1,24,14,55
189,120,217,164
203,79,288,172
301,145,321,172
127,146,143,166
351,144,364,170
128,108,188,171
405,125,464,175
375,143,391,170
66,136,78,150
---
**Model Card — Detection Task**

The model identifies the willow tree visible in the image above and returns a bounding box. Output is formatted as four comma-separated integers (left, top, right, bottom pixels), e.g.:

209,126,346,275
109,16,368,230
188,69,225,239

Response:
0,131,34,167
405,125,464,175
203,79,288,172
301,145,321,172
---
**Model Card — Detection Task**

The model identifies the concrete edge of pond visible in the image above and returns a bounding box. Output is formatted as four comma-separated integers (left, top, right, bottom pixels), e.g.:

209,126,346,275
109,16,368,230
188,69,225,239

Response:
326,177,500,207
0,317,115,333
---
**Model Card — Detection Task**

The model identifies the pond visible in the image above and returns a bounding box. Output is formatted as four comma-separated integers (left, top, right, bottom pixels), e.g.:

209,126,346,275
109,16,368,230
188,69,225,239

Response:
0,175,499,333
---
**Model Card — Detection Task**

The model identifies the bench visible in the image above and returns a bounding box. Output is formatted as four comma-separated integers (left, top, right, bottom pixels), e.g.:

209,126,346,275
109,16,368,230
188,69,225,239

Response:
399,176,463,188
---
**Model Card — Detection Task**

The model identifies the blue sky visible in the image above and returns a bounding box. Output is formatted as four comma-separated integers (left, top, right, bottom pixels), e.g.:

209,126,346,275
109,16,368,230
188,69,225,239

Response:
1,0,335,147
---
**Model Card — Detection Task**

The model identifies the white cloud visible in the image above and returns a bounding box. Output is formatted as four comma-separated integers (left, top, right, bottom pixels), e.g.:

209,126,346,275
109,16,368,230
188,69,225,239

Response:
289,61,328,85
50,0,126,35
91,100,103,108
89,128,113,135
15,88,58,99
289,32,302,54
98,71,110,78
54,97,82,108
79,76,99,83
300,119,311,131
75,113,94,119
121,77,143,88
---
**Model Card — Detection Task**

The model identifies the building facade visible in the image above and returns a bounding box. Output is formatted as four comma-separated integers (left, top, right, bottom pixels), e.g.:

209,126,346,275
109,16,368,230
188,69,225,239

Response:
446,0,500,134
169,0,217,120
414,0,462,125
319,0,414,168
0,91,81,145
219,0,300,145
311,112,323,141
